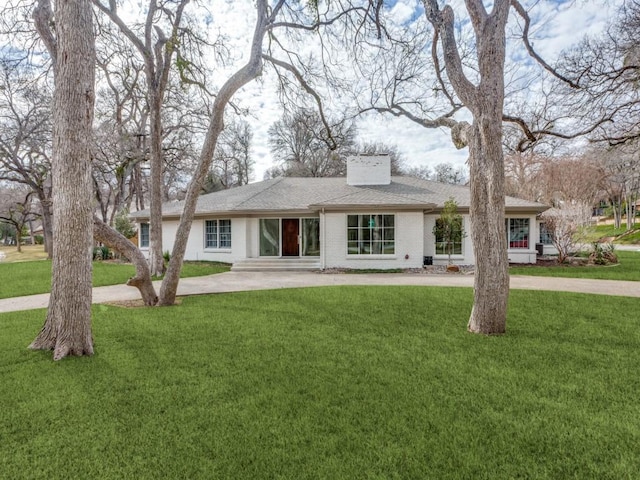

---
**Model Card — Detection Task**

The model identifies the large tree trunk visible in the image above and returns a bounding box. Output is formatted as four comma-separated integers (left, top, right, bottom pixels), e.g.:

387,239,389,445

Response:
467,115,509,334
30,0,95,360
93,216,158,305
423,0,511,334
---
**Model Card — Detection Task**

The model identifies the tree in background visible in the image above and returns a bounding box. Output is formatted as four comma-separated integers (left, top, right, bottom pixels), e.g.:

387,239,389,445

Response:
92,0,192,277
0,185,37,253
267,108,356,177
540,204,593,264
358,141,406,175
0,62,54,256
433,197,465,264
203,118,254,192
432,162,467,185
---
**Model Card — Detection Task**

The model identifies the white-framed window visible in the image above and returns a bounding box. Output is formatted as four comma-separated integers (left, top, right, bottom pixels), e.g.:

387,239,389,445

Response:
205,219,231,249
539,222,553,245
434,218,464,255
347,214,395,255
506,218,530,249
139,223,149,248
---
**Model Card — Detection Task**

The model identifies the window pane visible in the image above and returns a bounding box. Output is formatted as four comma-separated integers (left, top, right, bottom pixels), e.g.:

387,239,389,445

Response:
140,223,149,248
434,218,462,255
219,220,231,248
346,214,395,255
205,220,218,248
540,223,553,245
508,218,529,249
302,218,320,256
260,219,280,256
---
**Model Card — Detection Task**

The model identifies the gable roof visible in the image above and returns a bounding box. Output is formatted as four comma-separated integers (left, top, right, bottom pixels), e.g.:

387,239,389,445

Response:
130,176,547,219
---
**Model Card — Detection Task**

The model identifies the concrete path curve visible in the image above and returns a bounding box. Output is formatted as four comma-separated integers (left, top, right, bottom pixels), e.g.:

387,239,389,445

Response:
0,271,638,314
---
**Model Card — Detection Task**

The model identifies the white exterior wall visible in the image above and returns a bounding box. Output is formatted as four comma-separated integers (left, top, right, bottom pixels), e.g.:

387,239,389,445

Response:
323,211,424,269
151,211,542,267
423,213,475,266
160,217,249,263
505,214,539,264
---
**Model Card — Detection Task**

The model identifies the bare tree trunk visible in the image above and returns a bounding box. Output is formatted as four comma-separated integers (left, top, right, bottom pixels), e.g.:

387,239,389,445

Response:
423,0,510,334
467,115,509,334
93,216,158,305
30,0,95,360
148,91,165,276
158,1,268,305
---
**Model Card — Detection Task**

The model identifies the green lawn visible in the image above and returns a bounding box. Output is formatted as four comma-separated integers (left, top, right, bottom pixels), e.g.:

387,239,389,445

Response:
1,286,639,479
510,250,640,281
584,223,640,243
0,260,231,299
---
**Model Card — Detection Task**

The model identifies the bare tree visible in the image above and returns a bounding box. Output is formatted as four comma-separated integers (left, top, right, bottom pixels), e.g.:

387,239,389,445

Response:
92,0,191,276
0,185,37,252
0,61,54,256
268,108,356,177
358,0,593,334
554,1,640,148
358,141,406,175
29,0,96,360
597,142,640,230
158,1,384,306
204,118,254,192
432,161,467,185
541,204,593,264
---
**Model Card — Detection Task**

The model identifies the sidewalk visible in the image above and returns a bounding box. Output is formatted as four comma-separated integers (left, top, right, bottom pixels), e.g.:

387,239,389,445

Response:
0,271,638,314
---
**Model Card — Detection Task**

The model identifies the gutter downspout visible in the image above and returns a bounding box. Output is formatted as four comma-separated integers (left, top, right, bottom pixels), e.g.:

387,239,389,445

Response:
321,208,326,270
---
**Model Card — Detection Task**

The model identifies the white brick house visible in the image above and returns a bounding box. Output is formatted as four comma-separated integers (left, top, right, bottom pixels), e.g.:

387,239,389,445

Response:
131,155,548,270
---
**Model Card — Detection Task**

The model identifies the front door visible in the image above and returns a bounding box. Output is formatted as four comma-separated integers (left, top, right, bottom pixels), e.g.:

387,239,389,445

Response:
282,218,299,256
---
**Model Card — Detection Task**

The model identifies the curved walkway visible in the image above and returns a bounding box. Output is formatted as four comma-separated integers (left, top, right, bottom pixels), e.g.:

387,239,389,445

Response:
0,271,638,314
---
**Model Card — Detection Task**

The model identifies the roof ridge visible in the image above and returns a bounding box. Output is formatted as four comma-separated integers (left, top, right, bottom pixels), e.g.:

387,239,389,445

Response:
233,177,285,210
360,184,433,205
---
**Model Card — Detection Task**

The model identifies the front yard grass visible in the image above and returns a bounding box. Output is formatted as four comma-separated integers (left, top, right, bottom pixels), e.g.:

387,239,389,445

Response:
510,250,640,281
0,260,230,299
1,286,639,479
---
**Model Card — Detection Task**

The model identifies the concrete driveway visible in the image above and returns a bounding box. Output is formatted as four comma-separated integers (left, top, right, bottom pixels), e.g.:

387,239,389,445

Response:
0,271,638,314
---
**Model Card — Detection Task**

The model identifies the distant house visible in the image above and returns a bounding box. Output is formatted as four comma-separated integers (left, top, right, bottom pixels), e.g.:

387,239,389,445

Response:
131,155,548,270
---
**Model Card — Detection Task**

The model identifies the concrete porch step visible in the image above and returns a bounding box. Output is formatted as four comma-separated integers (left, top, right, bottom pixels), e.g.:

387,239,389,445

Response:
231,257,321,272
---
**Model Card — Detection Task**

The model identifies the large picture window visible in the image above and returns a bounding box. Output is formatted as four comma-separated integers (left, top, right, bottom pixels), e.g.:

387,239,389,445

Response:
506,218,529,249
139,223,149,248
347,214,395,255
434,218,463,255
205,219,231,249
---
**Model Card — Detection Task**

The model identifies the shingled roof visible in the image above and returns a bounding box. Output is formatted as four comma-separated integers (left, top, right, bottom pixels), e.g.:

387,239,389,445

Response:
130,176,546,219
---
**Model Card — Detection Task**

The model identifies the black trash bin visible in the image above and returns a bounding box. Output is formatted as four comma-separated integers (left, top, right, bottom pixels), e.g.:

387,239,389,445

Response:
535,243,544,256
423,256,433,266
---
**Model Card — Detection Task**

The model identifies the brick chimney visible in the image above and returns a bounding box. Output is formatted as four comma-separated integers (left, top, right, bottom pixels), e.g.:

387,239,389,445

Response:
346,154,391,186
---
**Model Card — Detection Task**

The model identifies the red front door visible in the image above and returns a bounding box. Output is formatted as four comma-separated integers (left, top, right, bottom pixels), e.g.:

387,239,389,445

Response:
282,218,299,256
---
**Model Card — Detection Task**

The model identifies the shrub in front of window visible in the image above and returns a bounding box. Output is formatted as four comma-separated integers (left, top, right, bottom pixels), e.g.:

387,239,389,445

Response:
433,198,465,264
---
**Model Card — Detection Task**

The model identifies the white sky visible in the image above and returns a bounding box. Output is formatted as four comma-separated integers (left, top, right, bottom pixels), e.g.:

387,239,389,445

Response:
206,0,623,181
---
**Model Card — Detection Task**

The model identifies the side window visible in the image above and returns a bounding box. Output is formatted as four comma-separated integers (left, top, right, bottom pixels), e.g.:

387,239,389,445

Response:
139,223,150,248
